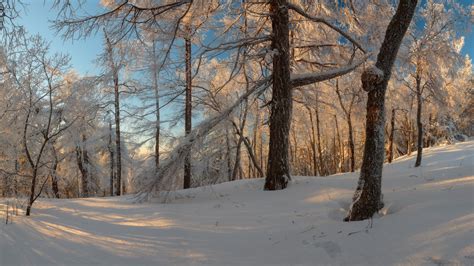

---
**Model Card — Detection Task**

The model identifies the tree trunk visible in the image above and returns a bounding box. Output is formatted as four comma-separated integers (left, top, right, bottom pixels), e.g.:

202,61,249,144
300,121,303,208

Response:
51,145,60,198
114,74,122,196
105,32,122,196
334,114,343,173
415,74,423,167
231,137,243,181
308,108,318,176
427,113,432,147
226,128,233,181
25,168,37,216
76,134,90,197
108,122,115,196
315,103,325,176
252,108,260,177
345,0,417,221
291,127,298,171
183,33,192,189
347,114,355,172
114,70,122,196
388,108,396,163
405,113,412,155
242,136,264,177
264,0,292,190
152,40,161,172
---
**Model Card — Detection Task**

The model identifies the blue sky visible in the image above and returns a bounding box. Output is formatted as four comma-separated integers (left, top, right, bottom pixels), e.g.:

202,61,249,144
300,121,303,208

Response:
18,0,474,77
19,1,104,75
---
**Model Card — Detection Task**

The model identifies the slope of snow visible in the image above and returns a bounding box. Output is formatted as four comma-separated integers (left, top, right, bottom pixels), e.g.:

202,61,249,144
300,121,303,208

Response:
1,141,473,265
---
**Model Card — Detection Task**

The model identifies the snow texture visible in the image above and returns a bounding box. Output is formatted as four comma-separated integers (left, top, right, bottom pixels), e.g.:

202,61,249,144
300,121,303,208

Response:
1,140,473,265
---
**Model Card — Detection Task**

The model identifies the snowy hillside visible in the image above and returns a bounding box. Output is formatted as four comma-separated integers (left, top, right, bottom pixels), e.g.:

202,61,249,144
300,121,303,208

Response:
1,141,473,266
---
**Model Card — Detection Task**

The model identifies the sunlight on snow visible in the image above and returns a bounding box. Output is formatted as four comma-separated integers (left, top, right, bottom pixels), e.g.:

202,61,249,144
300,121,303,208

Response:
304,188,353,204
422,176,474,187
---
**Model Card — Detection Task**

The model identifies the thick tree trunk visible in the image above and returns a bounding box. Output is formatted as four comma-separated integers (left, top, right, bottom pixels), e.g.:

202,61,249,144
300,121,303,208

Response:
264,0,292,190
183,33,192,189
415,75,423,167
388,108,396,163
345,0,417,221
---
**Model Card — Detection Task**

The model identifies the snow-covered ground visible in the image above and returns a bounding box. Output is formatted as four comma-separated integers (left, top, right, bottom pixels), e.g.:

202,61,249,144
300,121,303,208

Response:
1,141,473,266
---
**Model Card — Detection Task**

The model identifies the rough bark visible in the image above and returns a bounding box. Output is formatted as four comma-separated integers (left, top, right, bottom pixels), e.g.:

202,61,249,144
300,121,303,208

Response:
345,0,417,221
183,33,192,189
264,0,292,190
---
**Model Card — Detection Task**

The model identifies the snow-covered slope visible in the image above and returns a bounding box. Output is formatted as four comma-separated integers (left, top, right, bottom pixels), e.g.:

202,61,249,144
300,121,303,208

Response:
1,141,473,265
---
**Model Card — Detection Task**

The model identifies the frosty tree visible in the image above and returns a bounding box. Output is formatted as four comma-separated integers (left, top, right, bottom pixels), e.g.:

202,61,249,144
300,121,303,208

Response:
345,0,418,222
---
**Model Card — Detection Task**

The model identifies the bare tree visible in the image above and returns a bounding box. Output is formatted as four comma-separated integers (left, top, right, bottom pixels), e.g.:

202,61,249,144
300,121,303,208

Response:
104,30,123,196
335,79,361,172
345,0,418,222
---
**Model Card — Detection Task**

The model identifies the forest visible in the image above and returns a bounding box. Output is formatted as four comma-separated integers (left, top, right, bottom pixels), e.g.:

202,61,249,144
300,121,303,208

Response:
0,0,473,265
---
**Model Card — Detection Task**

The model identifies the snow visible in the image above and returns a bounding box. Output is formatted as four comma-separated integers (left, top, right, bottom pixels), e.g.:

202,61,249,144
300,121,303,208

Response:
1,141,474,265
291,53,372,87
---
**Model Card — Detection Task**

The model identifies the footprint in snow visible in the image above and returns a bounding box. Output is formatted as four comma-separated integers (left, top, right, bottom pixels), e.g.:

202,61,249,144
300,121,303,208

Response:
425,256,454,266
313,241,342,259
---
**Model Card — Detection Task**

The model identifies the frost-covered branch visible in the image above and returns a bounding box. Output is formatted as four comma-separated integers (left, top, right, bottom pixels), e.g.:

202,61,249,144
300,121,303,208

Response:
287,3,366,53
290,53,372,87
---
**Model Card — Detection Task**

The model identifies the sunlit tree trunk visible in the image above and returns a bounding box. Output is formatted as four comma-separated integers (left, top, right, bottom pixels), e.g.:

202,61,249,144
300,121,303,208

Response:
415,72,423,167
345,0,417,221
152,40,161,172
264,0,292,190
184,28,192,189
